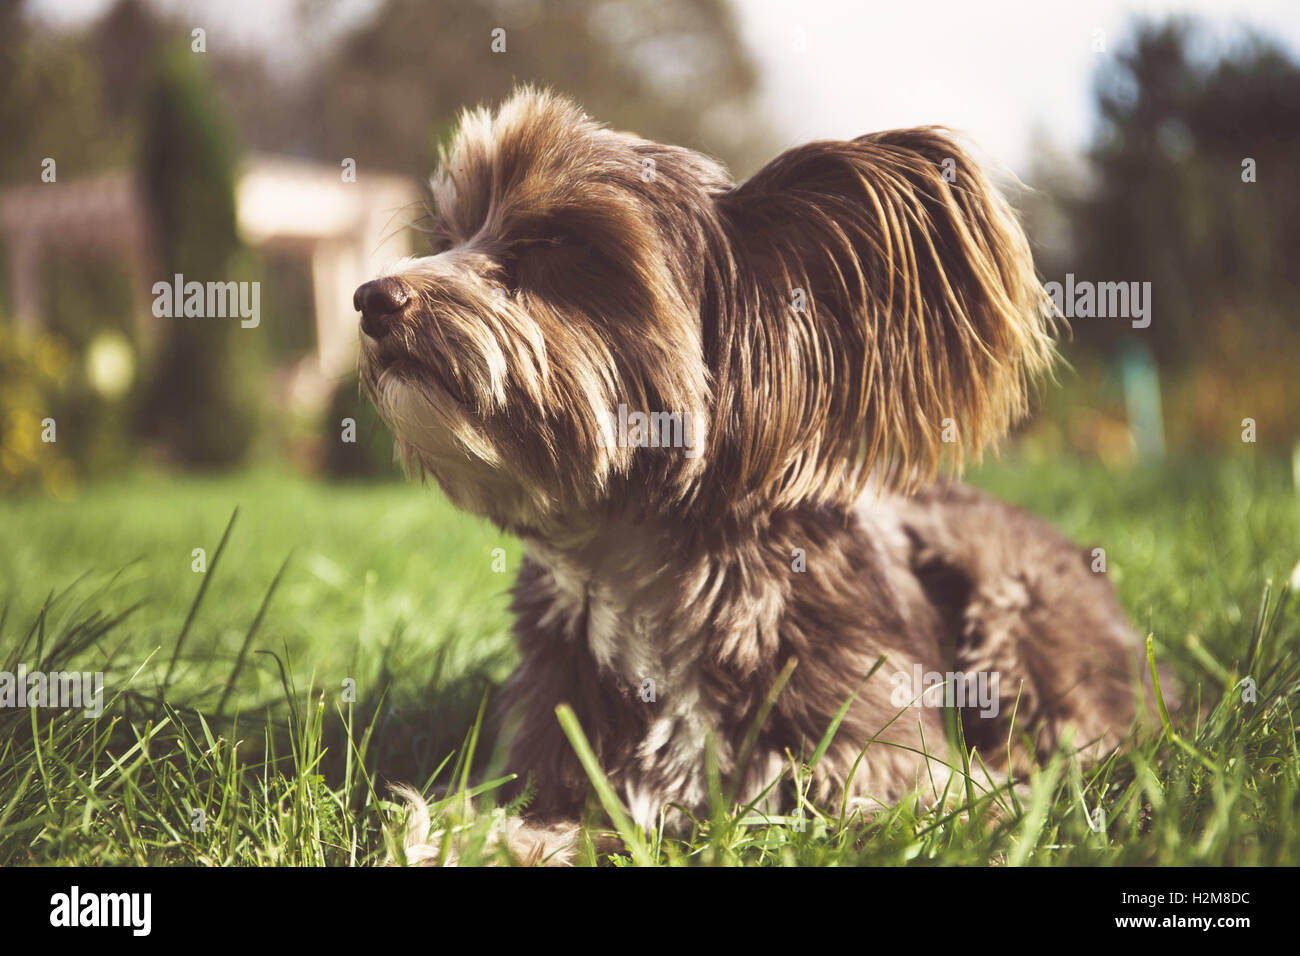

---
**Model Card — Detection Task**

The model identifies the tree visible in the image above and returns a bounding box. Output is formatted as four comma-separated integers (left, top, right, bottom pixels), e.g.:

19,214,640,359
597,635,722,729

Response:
135,45,262,466
305,0,772,179
1071,18,1300,367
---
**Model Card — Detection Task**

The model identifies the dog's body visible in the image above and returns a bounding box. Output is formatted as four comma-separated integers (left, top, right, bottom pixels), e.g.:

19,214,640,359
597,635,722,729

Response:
356,88,1149,862
505,481,1143,832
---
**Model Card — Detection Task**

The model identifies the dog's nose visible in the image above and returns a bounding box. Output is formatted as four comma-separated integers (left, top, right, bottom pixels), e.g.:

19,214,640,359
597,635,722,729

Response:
354,278,411,340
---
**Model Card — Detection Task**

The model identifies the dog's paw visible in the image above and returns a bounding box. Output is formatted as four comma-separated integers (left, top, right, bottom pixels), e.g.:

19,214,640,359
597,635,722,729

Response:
388,784,579,866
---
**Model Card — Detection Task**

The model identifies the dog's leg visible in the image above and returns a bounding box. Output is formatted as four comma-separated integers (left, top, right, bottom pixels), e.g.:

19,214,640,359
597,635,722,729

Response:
896,483,1160,773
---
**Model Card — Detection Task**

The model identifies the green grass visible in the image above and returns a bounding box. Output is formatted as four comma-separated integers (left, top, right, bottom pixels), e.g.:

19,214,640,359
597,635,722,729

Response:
0,456,1297,865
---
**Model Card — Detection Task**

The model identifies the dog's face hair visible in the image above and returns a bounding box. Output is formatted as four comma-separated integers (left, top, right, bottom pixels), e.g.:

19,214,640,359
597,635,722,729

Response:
358,87,1054,539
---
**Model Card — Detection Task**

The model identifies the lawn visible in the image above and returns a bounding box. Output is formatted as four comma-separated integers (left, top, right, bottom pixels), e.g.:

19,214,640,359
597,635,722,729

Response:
0,456,1297,865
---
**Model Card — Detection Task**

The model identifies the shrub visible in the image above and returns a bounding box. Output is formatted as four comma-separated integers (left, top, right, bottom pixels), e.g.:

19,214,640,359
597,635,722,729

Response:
0,323,77,496
320,370,399,480
134,45,262,467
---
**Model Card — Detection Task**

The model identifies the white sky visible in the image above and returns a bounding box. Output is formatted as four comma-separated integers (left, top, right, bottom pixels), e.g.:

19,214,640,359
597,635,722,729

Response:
34,0,1300,173
735,0,1300,171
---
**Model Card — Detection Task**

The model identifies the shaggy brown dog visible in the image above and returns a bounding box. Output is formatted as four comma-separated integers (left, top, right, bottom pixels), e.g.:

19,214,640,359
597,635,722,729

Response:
356,87,1151,864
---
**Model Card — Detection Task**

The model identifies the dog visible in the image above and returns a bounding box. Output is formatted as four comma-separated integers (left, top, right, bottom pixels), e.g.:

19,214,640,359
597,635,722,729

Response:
356,87,1154,864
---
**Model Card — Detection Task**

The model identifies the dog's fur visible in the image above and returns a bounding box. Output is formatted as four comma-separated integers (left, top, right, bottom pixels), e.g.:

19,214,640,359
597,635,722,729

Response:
357,87,1152,864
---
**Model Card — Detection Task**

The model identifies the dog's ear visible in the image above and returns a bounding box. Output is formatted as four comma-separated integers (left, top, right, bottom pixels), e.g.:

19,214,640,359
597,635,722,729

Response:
709,128,1055,510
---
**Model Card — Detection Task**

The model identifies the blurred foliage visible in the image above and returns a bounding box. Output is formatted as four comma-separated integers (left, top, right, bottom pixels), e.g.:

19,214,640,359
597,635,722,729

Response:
38,254,139,476
40,254,135,348
0,0,772,485
134,45,264,467
1,3,1296,476
321,370,400,481
1,0,771,181
0,0,133,184
0,322,76,496
260,251,316,361
1027,18,1300,452
303,0,771,179
1079,19,1300,365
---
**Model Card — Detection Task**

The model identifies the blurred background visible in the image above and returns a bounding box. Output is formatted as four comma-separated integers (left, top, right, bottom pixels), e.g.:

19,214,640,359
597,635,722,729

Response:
1,0,1297,494
0,0,1297,804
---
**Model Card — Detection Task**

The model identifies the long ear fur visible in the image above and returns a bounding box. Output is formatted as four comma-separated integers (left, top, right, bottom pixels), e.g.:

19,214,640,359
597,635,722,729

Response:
709,128,1055,511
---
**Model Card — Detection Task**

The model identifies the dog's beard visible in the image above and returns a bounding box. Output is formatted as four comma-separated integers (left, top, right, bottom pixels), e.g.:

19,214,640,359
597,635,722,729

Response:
364,352,551,530
359,306,644,536
371,366,494,469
